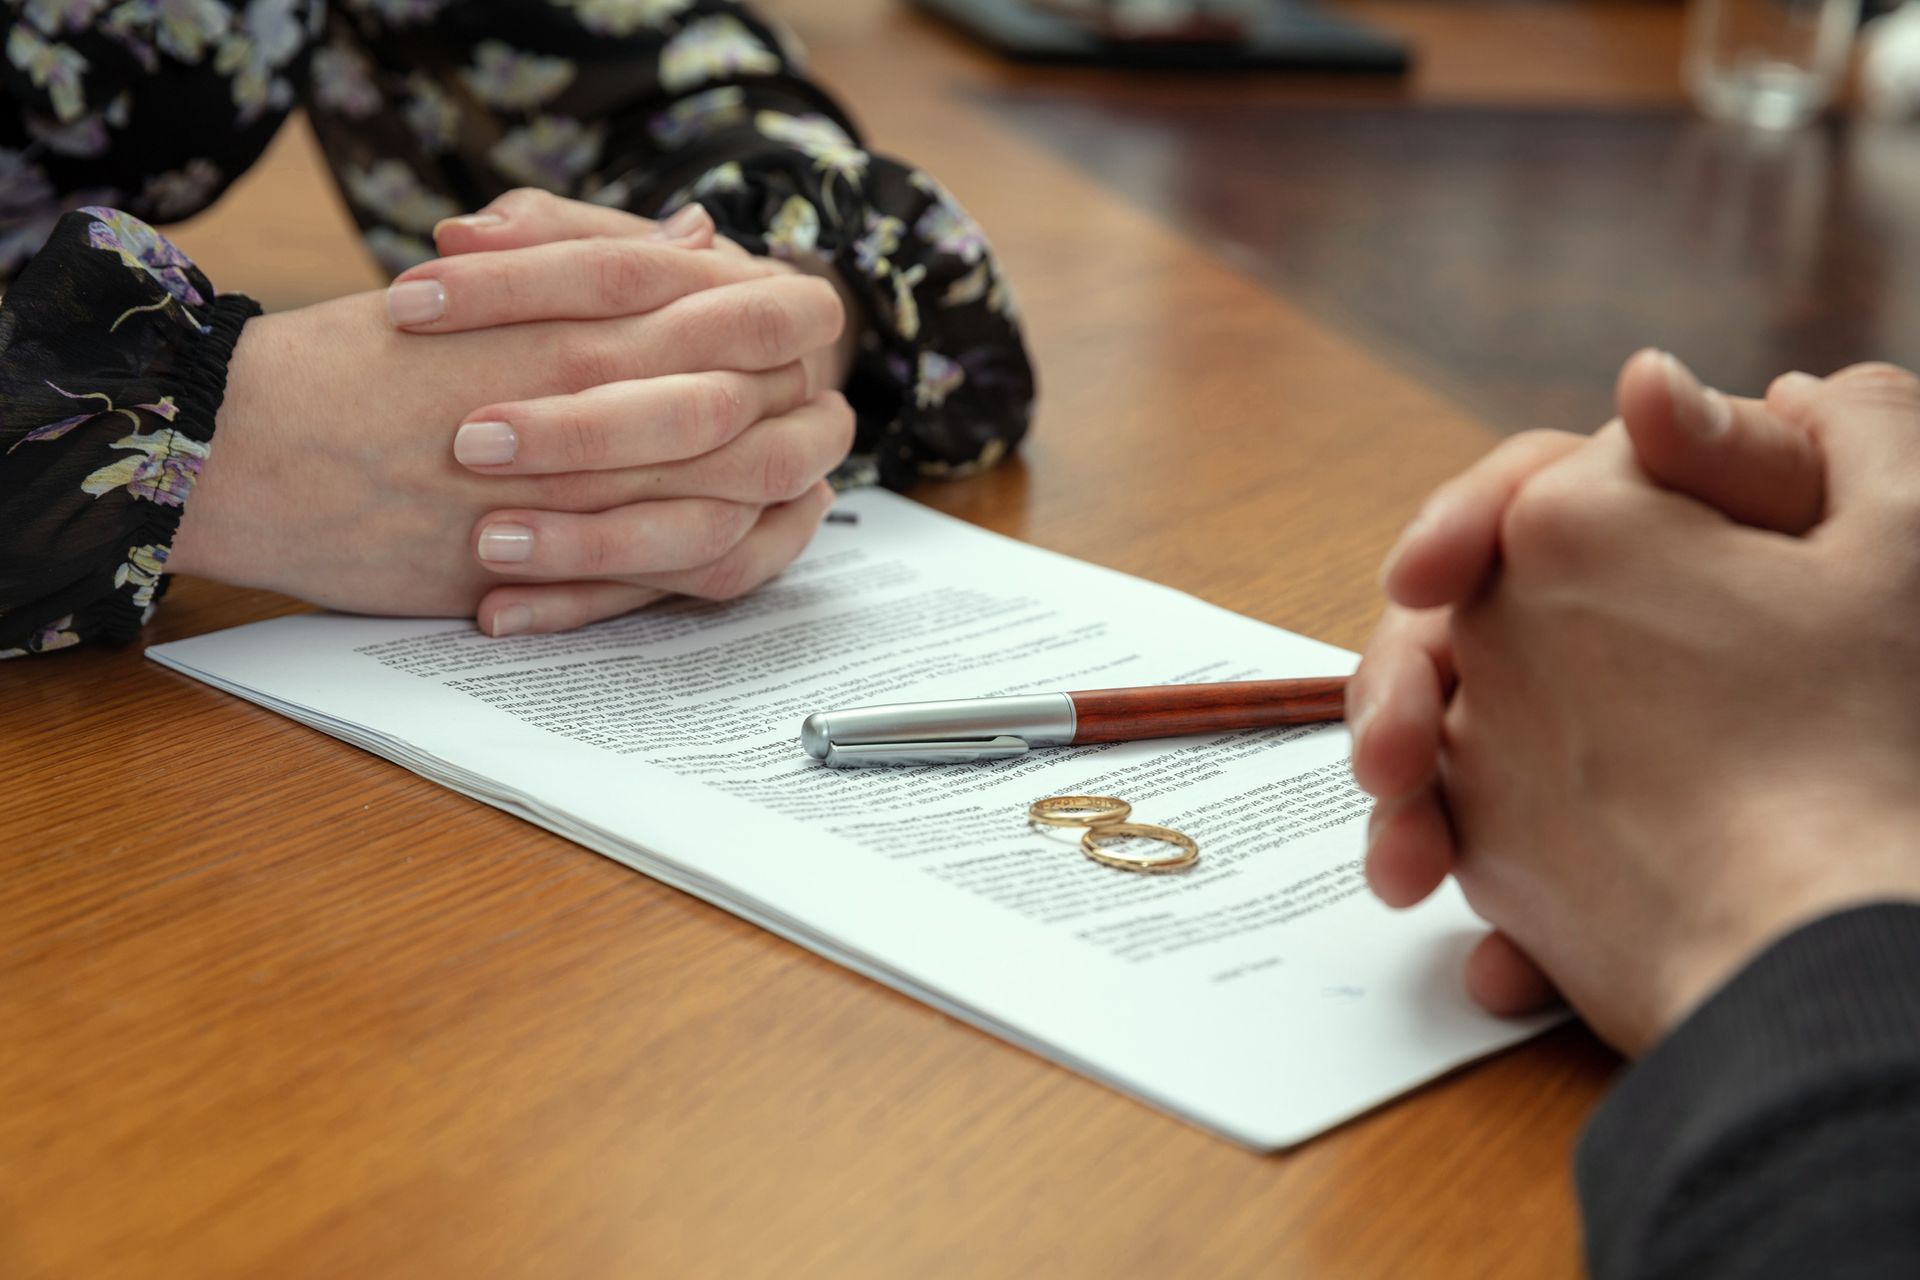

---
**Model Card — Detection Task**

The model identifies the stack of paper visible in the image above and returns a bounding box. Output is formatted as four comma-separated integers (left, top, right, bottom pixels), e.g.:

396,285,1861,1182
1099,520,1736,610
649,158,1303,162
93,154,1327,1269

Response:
149,489,1554,1149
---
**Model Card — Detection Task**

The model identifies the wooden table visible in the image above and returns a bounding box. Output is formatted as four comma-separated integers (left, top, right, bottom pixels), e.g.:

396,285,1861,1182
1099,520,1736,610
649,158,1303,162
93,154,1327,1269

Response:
7,3,1799,1275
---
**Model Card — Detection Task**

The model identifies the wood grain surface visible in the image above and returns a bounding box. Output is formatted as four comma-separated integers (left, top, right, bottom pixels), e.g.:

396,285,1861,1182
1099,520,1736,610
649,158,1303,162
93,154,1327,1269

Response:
991,92,1920,439
0,4,1660,1277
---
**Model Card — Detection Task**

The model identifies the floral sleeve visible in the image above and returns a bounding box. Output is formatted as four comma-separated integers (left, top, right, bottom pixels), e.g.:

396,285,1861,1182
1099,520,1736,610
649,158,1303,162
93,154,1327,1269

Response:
0,1,1032,656
306,0,1035,491
1,0,320,275
0,209,257,657
649,104,1033,490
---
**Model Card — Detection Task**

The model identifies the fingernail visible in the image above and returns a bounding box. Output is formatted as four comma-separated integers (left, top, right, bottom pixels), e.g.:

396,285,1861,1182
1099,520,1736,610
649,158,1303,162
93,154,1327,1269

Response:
1376,547,1402,592
477,523,535,563
654,204,710,242
454,420,518,467
1378,498,1443,589
387,278,446,327
1699,388,1733,436
438,212,505,233
490,604,533,637
1349,695,1374,744
1663,352,1730,439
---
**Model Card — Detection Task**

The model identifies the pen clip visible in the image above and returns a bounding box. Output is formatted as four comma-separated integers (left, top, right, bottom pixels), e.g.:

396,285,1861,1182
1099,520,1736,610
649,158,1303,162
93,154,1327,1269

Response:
819,736,1031,768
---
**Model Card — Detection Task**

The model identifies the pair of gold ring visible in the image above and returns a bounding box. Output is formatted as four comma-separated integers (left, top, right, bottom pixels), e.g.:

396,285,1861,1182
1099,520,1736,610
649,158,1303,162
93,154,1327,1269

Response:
1026,795,1200,873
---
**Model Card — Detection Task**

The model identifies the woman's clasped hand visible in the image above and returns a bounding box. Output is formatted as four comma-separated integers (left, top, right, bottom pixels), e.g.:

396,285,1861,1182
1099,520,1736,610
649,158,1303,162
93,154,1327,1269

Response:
169,190,858,638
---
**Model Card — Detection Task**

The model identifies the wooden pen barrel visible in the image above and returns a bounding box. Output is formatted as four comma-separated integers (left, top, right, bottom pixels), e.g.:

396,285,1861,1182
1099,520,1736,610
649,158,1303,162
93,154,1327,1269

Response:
1068,677,1350,744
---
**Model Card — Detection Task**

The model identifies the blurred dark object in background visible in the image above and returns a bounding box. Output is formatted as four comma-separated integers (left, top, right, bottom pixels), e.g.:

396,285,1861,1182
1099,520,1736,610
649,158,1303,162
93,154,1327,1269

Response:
1035,0,1255,41
989,87,1920,435
909,0,1408,72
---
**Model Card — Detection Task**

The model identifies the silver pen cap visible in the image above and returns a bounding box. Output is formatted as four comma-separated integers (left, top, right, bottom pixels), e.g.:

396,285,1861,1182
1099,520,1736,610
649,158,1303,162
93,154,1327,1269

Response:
801,693,1076,767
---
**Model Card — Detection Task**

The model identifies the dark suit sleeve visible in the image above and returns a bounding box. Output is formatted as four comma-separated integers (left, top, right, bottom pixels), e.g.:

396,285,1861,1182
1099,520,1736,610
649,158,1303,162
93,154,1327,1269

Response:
1577,903,1920,1280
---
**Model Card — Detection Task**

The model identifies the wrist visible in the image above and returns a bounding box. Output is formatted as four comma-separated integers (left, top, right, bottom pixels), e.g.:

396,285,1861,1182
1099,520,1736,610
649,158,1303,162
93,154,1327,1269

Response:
1578,902,1920,1280
1652,816,1920,1043
167,307,289,586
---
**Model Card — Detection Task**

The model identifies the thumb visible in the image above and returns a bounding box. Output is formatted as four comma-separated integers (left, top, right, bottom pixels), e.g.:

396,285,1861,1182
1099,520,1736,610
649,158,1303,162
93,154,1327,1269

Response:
1615,349,1826,534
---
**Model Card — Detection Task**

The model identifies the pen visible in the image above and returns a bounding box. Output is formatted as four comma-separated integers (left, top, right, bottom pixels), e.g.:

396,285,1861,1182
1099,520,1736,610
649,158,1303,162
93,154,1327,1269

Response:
800,677,1349,767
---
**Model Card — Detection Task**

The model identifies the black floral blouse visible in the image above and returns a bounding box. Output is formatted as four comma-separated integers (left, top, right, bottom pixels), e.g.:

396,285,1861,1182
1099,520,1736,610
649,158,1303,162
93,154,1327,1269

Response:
0,0,1035,658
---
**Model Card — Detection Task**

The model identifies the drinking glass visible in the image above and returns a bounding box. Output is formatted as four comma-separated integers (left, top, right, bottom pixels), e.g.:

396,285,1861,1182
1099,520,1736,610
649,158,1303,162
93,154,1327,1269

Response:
1685,0,1861,129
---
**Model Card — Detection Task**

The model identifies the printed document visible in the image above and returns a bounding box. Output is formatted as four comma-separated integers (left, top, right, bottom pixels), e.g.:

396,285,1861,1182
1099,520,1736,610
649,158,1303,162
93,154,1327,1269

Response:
147,488,1557,1148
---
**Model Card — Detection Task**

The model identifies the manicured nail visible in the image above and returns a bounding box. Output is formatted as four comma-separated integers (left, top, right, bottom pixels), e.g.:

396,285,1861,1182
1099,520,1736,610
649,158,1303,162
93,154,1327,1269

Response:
653,204,710,242
477,523,535,563
454,420,518,467
437,212,505,233
387,278,446,327
490,605,533,637
1663,352,1730,440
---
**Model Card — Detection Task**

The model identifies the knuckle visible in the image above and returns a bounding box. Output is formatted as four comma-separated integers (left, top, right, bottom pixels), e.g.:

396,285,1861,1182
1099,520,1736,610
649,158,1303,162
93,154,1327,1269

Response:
1504,428,1578,460
556,335,617,392
492,258,525,314
690,502,750,565
493,187,550,220
1499,470,1598,574
757,435,810,502
1480,429,1581,485
687,377,747,450
1829,362,1920,409
574,519,627,577
584,239,652,311
740,289,798,365
548,403,609,470
689,553,757,601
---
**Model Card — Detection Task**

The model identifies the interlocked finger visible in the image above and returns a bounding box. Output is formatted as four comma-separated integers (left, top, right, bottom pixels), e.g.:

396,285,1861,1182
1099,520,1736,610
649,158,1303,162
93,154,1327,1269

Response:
473,495,761,581
389,235,785,332
455,366,818,474
630,481,837,602
535,275,847,393
472,484,836,636
433,187,713,255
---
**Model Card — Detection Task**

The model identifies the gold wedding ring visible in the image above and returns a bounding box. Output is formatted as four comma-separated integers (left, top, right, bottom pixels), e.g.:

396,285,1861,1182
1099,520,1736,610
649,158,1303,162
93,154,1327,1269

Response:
1026,796,1201,874
1028,795,1132,828
1079,823,1200,873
